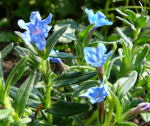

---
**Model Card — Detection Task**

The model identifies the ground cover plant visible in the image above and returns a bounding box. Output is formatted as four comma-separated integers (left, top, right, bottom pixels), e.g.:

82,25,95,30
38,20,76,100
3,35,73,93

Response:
0,2,150,126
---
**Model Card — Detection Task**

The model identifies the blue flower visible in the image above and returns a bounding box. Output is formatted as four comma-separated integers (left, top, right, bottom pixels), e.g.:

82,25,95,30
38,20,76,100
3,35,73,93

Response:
18,11,52,50
80,83,108,104
85,8,112,28
49,50,62,63
84,43,112,67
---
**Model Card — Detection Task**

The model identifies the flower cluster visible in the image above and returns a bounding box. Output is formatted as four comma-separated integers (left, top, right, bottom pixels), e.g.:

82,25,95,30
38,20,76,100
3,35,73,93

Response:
85,8,113,28
18,11,52,50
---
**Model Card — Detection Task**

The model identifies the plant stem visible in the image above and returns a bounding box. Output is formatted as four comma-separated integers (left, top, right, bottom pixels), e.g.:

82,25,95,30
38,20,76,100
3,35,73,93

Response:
105,0,111,14
104,103,114,126
97,102,105,124
134,28,141,41
41,58,52,123
85,110,98,125
126,0,129,7
45,81,52,122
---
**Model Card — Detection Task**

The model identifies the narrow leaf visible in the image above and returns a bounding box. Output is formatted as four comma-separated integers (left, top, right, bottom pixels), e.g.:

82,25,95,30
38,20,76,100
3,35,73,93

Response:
53,71,97,87
116,27,133,47
45,25,68,58
13,71,36,117
4,58,25,96
0,53,4,93
46,101,90,116
117,71,137,96
1,43,14,58
133,45,149,67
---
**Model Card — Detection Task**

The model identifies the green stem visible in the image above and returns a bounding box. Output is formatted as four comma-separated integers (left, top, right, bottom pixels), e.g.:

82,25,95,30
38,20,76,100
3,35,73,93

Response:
45,82,52,122
85,110,98,125
104,103,114,126
133,28,141,41
125,0,129,6
41,58,52,123
105,0,111,14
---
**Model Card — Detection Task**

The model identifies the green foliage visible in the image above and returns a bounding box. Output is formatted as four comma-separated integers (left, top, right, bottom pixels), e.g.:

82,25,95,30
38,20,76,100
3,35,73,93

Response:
53,71,97,87
13,71,36,117
1,1,150,126
0,109,11,120
45,25,68,58
46,101,90,116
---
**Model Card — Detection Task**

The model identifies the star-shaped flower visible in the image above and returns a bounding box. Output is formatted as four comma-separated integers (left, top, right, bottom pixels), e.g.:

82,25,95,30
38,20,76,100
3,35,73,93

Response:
80,82,108,104
18,11,52,50
85,8,112,28
84,43,112,67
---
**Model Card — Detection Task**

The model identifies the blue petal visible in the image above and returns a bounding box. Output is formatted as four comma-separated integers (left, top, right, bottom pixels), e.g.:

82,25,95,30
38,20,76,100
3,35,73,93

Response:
49,57,62,63
18,20,29,30
96,18,113,27
21,31,31,44
41,13,52,25
79,84,108,104
31,35,46,50
85,8,96,24
102,50,113,63
49,50,62,63
96,11,106,19
26,23,36,33
96,43,107,59
84,47,98,65
30,11,41,23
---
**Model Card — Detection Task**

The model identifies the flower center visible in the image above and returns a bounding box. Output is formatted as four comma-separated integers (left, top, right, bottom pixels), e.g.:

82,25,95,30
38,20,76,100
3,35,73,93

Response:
33,28,41,35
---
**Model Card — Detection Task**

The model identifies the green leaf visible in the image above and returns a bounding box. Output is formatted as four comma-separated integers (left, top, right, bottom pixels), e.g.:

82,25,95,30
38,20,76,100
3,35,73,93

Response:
141,112,150,122
116,27,133,47
53,20,77,43
135,16,147,28
0,53,4,94
0,32,17,43
105,55,124,79
0,109,11,120
124,9,136,23
116,9,128,17
45,25,68,58
78,24,94,43
134,36,150,45
53,71,97,87
109,90,122,123
10,86,40,102
13,71,36,117
116,17,135,31
1,43,14,58
14,46,35,58
113,122,138,126
4,58,25,96
50,52,77,59
115,71,137,97
133,45,149,67
46,101,90,116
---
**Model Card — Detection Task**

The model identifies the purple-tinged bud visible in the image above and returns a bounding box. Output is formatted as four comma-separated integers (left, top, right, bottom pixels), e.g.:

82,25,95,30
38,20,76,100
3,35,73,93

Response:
123,102,150,120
